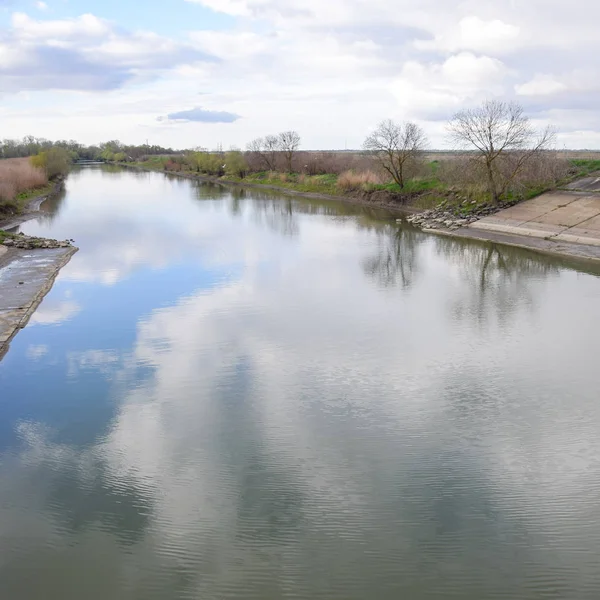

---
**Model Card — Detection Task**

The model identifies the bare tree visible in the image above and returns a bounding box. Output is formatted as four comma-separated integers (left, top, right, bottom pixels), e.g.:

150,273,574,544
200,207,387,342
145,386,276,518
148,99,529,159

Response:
448,100,555,203
363,120,427,188
277,131,301,173
246,135,280,171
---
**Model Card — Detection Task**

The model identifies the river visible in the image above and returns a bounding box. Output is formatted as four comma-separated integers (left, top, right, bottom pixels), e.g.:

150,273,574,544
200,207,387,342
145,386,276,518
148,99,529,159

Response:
1,165,600,599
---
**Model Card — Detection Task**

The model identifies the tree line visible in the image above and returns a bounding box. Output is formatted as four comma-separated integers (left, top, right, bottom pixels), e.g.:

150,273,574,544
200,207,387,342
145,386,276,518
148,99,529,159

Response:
0,137,178,162
1,100,566,205
162,101,560,205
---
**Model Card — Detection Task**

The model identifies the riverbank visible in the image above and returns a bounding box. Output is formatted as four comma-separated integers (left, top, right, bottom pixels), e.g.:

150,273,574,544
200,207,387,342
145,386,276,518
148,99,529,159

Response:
120,163,428,213
0,177,65,231
0,176,77,358
121,162,600,263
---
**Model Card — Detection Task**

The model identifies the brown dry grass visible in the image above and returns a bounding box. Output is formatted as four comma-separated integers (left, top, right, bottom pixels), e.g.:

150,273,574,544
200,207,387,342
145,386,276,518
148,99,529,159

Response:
0,157,48,202
336,170,384,191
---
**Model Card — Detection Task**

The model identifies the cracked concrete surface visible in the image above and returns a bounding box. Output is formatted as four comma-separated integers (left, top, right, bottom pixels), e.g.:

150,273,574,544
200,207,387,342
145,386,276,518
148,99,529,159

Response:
469,190,600,247
0,246,77,359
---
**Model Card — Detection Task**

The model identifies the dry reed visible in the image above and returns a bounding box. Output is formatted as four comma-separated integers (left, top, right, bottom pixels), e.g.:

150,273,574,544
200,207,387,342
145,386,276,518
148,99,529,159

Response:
336,170,383,191
0,157,48,202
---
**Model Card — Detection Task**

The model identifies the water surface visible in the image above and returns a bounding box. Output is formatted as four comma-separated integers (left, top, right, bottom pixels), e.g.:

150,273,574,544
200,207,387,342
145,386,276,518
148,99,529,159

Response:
1,166,600,599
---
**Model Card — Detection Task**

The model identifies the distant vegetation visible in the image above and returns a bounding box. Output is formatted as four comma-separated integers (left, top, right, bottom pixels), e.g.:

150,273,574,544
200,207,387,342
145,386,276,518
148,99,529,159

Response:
2,100,600,219
127,102,583,209
0,137,177,162
0,138,179,217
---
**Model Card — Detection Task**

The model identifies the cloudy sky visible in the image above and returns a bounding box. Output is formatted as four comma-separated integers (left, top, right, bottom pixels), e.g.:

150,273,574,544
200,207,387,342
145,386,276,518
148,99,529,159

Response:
0,0,598,149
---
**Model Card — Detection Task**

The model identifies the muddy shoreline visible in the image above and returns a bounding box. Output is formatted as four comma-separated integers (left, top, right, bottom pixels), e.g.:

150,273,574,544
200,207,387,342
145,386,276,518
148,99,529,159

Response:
0,177,65,231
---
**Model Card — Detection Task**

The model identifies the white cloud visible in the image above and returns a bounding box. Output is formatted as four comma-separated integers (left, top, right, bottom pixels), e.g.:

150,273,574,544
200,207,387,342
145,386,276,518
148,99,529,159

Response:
516,74,567,96
415,16,520,54
67,349,120,376
12,12,110,40
29,300,81,325
186,0,253,17
35,1,48,11
1,1,600,147
391,53,509,119
26,344,49,359
0,12,213,93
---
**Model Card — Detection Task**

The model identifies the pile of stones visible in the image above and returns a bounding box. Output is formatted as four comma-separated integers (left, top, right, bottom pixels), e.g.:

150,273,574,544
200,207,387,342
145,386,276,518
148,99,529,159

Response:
405,198,516,231
1,232,74,249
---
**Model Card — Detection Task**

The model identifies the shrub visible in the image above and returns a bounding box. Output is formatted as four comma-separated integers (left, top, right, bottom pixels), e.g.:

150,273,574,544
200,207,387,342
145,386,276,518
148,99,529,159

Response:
165,159,181,172
224,151,248,178
30,147,71,179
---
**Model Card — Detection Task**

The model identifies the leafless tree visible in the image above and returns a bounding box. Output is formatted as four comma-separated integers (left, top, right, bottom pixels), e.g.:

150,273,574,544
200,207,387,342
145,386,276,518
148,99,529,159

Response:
277,131,301,173
246,135,279,171
448,100,555,203
363,120,427,188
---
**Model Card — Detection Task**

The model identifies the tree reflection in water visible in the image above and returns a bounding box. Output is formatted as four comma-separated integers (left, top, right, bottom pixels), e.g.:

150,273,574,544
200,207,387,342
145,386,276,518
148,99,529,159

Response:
362,225,426,289
433,236,560,325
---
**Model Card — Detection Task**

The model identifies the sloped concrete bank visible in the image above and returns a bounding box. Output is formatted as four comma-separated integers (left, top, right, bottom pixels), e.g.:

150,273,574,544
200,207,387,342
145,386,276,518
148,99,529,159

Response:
0,245,78,358
0,178,77,359
409,189,600,263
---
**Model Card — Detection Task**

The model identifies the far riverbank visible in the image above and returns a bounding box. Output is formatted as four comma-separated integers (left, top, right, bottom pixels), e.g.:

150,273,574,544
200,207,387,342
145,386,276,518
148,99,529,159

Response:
119,163,600,264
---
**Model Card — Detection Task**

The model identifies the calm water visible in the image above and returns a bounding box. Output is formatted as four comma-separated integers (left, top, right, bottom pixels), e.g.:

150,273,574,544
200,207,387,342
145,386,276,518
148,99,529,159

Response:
1,166,600,599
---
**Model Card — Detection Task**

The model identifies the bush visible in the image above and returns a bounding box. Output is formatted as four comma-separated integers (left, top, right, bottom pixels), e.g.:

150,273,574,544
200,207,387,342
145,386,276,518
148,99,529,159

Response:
30,147,71,179
224,151,248,178
165,159,182,172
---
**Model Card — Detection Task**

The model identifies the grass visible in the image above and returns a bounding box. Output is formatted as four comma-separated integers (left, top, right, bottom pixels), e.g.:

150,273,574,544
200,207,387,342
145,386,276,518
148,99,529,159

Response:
367,178,443,194
240,172,340,195
0,183,53,217
570,159,600,177
0,229,15,243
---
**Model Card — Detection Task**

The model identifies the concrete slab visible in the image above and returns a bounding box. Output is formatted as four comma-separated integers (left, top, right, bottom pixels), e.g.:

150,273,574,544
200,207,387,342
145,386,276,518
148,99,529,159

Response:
575,214,600,231
0,246,77,358
524,192,580,209
536,205,600,228
469,221,560,239
498,205,552,222
565,174,600,192
466,188,600,248
571,195,600,208
553,232,600,247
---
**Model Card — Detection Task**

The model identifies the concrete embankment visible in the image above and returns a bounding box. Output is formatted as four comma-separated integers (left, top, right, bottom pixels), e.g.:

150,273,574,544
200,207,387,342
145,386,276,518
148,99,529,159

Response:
0,178,76,359
408,183,600,263
0,246,77,358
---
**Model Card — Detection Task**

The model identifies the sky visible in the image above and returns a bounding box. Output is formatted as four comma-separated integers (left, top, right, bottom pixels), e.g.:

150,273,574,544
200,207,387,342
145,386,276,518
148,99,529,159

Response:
0,0,599,150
